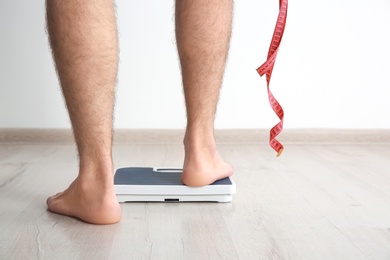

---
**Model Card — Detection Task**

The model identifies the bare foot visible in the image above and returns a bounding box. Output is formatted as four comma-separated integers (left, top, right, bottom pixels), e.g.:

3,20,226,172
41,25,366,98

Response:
181,137,233,187
47,171,121,225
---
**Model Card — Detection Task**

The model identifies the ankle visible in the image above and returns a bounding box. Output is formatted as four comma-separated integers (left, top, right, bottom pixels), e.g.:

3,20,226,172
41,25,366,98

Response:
184,128,216,152
78,156,114,182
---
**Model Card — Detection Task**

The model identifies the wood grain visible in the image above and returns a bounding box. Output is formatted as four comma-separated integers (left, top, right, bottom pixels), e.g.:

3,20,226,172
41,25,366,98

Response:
0,131,390,259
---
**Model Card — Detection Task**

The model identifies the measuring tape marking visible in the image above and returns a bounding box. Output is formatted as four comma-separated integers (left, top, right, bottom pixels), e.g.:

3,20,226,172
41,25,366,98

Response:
257,0,288,157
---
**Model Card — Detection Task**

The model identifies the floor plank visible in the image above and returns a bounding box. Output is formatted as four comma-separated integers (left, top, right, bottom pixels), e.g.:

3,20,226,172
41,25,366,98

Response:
0,142,389,259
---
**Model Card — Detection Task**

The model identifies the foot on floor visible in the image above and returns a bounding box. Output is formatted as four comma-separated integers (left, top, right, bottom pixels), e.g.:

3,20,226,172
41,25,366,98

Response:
47,173,121,225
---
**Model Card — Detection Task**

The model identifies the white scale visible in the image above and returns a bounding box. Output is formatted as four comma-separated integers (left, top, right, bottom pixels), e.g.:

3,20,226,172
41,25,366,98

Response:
114,167,236,202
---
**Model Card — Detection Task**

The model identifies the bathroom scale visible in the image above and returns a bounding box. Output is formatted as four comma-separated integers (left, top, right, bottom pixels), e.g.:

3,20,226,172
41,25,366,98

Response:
114,167,236,202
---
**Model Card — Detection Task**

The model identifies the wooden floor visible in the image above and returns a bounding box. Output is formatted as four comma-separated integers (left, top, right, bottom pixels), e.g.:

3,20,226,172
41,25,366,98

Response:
1,132,390,259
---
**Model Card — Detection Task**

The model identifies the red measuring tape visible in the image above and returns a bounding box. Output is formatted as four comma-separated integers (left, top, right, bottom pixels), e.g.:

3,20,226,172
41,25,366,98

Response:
257,0,288,157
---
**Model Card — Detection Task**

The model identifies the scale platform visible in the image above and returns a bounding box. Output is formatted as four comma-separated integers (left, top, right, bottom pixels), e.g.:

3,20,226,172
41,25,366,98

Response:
114,167,236,202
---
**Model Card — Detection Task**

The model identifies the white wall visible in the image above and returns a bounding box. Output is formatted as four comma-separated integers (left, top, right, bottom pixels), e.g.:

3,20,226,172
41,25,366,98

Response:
1,0,389,129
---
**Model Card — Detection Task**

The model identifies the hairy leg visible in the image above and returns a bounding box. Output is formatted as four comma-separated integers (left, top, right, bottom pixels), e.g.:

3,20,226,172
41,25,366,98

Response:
175,0,234,186
45,0,121,224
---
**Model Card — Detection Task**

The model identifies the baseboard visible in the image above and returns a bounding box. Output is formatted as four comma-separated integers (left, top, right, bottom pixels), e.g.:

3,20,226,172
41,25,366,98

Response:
0,128,389,145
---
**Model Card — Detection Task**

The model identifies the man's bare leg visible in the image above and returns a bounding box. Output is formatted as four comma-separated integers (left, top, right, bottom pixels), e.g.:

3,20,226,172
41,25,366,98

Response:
176,0,234,186
45,0,121,224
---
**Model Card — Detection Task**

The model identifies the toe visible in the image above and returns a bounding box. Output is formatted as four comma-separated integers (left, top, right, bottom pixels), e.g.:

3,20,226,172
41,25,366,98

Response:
46,192,63,206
